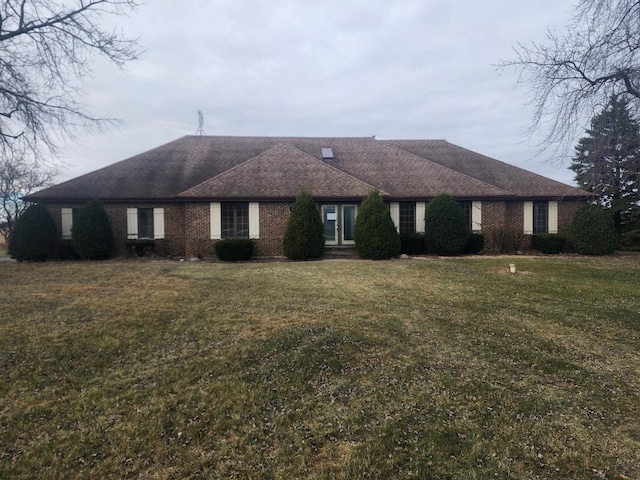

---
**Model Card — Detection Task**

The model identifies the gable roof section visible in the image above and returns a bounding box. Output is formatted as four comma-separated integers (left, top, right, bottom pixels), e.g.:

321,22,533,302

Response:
382,139,587,198
180,143,379,200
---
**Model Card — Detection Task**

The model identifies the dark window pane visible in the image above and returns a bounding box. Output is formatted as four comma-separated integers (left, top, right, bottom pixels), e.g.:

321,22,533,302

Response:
222,203,249,238
399,202,416,234
458,201,472,229
533,202,548,234
138,208,154,239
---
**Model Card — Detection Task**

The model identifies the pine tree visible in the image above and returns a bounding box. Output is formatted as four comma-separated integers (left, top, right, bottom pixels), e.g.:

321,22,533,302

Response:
354,189,400,260
283,190,325,260
570,96,640,232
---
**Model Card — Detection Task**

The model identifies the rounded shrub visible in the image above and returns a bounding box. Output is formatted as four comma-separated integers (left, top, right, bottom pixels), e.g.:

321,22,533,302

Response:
72,199,114,260
568,205,617,255
424,194,469,255
8,203,57,261
354,189,401,260
215,238,254,261
532,234,566,254
283,190,325,260
464,232,485,254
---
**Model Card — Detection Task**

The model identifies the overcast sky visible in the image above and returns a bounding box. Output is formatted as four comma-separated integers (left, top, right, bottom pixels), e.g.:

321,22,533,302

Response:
59,0,580,186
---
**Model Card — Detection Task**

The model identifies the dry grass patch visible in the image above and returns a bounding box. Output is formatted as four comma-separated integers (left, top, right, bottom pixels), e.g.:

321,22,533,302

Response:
1,256,639,479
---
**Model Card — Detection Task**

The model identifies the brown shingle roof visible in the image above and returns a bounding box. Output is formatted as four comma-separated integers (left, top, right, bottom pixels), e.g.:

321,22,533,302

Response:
180,143,379,200
28,135,589,202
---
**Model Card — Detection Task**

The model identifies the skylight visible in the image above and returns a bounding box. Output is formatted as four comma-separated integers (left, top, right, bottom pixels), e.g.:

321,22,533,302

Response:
321,147,334,159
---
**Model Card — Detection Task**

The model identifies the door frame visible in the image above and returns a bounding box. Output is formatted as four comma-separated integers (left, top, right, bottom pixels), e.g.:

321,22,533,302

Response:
321,204,358,246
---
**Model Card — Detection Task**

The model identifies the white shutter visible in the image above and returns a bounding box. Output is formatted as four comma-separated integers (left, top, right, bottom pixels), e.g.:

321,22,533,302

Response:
61,208,73,239
523,201,533,235
389,202,400,232
471,201,482,232
127,208,138,239
154,208,165,239
548,201,558,234
210,202,221,239
249,202,260,239
416,202,426,233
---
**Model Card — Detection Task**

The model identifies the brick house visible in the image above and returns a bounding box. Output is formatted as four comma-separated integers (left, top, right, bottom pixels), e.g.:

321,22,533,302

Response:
28,135,589,257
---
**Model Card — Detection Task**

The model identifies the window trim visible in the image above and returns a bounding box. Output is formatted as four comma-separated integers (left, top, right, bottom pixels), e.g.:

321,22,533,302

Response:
127,207,165,240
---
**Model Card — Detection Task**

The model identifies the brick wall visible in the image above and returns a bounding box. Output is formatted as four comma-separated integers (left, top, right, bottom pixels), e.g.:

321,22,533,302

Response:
44,198,587,258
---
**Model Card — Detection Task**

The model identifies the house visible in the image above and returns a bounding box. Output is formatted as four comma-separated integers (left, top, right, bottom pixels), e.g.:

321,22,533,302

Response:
27,135,589,257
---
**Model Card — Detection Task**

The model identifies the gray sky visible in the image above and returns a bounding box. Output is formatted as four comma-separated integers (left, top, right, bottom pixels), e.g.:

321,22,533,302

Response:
60,0,579,186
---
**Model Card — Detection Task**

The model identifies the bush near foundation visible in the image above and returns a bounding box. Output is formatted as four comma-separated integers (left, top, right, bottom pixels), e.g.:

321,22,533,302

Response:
283,190,325,260
400,233,426,255
72,199,114,260
354,189,401,260
424,194,469,256
8,203,57,262
568,205,617,255
532,234,566,254
215,238,254,261
464,232,485,254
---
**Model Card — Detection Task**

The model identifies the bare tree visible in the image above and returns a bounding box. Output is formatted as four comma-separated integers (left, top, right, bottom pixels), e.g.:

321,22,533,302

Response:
503,0,640,155
0,0,141,159
0,154,58,241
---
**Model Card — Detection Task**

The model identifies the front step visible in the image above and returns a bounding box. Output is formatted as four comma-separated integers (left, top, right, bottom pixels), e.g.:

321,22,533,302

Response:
322,247,360,260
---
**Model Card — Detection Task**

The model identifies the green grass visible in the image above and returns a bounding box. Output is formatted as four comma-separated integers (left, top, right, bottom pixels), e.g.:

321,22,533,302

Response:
1,255,639,479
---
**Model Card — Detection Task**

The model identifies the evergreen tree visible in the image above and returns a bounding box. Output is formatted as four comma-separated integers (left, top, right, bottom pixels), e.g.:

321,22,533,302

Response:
72,199,114,260
568,205,617,255
283,190,325,260
354,189,400,260
570,96,640,232
8,203,56,261
424,194,469,255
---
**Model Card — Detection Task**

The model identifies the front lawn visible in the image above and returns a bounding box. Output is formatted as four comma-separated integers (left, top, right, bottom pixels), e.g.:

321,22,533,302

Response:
1,256,639,479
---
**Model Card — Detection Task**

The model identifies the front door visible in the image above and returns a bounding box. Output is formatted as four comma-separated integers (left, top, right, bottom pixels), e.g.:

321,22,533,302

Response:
322,204,358,246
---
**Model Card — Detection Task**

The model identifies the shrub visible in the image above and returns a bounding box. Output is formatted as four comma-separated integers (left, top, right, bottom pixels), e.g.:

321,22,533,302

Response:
568,205,617,255
57,241,80,260
491,227,524,254
400,233,426,255
127,240,156,257
215,238,254,261
72,199,114,260
532,234,566,254
619,230,640,251
464,232,485,254
283,190,325,260
8,203,57,261
424,194,469,255
354,189,401,259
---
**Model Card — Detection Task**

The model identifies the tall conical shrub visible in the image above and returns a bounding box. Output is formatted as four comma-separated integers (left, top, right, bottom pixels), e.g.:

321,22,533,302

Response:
8,203,57,261
72,199,114,260
424,194,469,255
568,205,616,255
354,189,400,259
283,190,325,260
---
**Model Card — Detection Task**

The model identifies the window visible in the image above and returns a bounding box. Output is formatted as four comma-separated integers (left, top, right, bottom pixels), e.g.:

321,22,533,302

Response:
211,202,259,240
61,208,78,239
127,208,165,240
399,202,416,234
138,208,154,239
458,201,472,230
221,203,249,238
533,202,548,234
524,201,558,235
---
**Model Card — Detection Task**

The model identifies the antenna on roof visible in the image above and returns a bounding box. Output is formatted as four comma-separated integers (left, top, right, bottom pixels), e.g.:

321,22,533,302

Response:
196,110,206,136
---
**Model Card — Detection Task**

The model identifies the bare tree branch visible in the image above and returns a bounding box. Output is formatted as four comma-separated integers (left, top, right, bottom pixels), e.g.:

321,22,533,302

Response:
0,0,141,160
502,0,640,157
